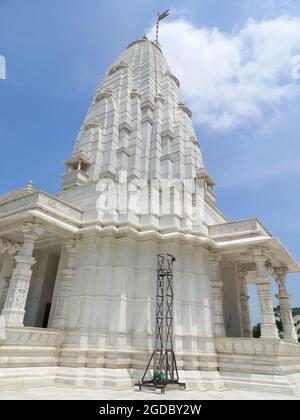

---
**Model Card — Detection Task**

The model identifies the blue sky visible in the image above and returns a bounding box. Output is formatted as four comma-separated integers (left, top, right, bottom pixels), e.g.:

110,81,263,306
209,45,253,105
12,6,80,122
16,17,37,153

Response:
1,0,300,324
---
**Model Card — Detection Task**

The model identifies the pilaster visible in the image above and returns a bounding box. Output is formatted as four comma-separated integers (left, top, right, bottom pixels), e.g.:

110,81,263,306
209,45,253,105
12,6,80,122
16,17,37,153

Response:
274,267,298,343
210,252,225,337
51,239,80,329
0,256,14,312
1,222,45,326
252,247,279,339
238,266,252,338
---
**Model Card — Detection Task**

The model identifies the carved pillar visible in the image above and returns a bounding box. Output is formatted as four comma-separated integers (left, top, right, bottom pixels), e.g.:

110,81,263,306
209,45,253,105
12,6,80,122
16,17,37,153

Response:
274,267,298,343
210,253,225,337
51,239,80,329
1,223,45,326
238,266,252,338
0,257,14,311
252,247,279,339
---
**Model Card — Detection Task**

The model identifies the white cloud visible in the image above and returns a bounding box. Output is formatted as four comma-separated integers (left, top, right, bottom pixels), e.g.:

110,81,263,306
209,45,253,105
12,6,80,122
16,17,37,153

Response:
155,16,300,131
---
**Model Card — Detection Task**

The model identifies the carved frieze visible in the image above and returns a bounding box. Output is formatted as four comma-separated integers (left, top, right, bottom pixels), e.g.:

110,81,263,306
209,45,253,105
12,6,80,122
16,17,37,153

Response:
209,219,259,237
0,239,20,256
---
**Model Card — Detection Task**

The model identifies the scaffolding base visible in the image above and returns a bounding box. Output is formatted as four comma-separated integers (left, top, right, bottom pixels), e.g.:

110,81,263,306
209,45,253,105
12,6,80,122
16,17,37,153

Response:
135,380,186,394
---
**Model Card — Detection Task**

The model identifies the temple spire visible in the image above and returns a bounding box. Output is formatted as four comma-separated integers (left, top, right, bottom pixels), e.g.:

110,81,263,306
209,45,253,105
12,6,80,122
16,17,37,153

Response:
63,25,204,189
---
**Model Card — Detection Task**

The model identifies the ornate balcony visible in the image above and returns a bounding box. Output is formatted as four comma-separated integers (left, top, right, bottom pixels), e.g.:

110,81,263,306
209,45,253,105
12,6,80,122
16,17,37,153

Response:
0,191,82,222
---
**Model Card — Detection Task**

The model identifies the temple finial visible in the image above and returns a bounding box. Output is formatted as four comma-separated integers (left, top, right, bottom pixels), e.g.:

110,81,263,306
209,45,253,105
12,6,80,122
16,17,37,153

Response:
26,179,34,192
143,33,147,40
155,9,170,45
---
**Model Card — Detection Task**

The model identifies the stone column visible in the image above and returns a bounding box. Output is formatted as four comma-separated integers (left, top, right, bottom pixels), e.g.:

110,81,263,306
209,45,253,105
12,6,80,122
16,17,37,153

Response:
0,257,14,312
51,239,80,329
252,247,279,339
210,253,225,337
1,222,45,326
238,266,252,338
274,267,298,343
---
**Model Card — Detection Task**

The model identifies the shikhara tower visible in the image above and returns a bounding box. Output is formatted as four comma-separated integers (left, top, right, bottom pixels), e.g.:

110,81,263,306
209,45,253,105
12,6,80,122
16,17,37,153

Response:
0,34,299,395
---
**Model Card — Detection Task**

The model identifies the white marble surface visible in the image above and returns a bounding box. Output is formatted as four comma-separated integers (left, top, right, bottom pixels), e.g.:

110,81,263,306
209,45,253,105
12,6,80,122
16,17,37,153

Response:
0,385,298,400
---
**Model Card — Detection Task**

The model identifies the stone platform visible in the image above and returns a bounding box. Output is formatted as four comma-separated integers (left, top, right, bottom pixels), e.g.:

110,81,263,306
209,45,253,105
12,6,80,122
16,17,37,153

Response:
0,385,299,400
1,327,300,396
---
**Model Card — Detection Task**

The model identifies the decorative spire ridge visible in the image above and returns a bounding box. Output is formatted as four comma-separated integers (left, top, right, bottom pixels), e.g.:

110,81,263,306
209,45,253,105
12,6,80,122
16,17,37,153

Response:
143,33,147,40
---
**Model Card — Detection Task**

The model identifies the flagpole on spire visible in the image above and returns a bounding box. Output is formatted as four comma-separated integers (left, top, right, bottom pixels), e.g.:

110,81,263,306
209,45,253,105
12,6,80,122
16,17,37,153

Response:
155,9,170,45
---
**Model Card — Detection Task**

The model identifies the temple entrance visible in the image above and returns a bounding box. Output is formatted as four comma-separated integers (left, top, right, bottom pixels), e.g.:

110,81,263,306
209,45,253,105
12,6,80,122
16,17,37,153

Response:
24,250,60,328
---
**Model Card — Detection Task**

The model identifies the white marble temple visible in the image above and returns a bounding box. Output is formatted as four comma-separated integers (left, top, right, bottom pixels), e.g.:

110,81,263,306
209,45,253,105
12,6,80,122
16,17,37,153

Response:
0,35,299,396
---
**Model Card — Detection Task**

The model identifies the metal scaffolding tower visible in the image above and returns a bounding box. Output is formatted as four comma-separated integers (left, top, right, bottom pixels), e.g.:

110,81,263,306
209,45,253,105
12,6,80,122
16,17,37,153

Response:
135,254,186,394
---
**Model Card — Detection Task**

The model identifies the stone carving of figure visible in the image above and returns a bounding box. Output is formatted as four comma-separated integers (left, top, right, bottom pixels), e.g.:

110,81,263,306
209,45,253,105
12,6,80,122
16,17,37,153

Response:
16,289,26,308
55,296,65,316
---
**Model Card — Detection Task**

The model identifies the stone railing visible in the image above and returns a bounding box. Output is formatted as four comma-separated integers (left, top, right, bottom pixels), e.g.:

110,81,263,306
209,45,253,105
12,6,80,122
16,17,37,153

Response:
0,327,66,369
209,218,270,238
0,192,82,222
61,170,89,190
215,337,279,355
3,326,66,347
37,193,82,220
216,337,300,356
